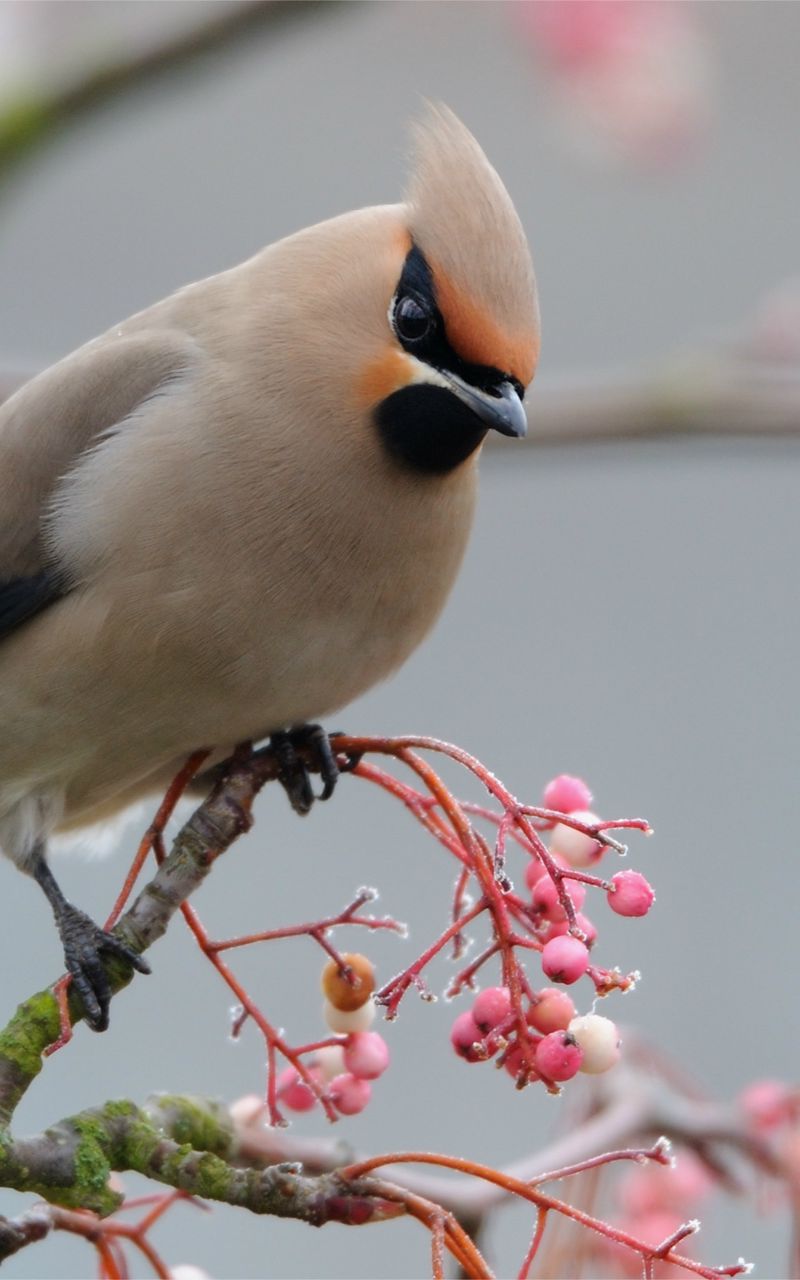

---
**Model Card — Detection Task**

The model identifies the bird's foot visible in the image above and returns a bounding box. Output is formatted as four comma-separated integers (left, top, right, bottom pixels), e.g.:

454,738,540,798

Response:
270,724,344,816
56,904,150,1032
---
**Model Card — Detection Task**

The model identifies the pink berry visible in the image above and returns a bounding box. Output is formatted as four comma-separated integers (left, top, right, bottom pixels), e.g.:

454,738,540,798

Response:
532,876,565,920
739,1079,795,1131
277,1066,318,1113
503,1043,540,1083
533,875,586,920
524,851,568,892
550,811,603,868
542,911,597,946
541,935,590,984
450,1010,484,1062
527,988,576,1034
472,986,512,1033
502,1044,525,1080
524,858,547,891
534,1030,583,1081
625,1211,686,1250
543,774,593,814
343,1032,390,1081
607,870,655,917
328,1072,371,1116
574,912,598,946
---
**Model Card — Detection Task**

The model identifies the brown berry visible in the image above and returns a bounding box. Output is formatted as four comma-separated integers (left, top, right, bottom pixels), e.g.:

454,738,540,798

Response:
321,953,375,1011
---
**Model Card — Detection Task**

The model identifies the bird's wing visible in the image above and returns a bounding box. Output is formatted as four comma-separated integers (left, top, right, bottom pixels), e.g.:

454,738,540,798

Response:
0,330,198,641
0,569,65,641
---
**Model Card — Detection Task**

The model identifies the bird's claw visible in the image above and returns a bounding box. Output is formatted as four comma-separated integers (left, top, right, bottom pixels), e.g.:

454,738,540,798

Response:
56,905,150,1032
270,724,341,815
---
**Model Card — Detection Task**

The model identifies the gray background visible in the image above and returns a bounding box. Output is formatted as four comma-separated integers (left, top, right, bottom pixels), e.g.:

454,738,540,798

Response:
0,3,797,1277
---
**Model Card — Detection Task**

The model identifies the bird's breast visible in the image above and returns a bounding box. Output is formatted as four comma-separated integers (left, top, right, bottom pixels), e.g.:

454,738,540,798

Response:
207,456,479,735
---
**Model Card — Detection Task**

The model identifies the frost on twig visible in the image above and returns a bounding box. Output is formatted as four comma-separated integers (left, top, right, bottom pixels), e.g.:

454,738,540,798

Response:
0,738,784,1278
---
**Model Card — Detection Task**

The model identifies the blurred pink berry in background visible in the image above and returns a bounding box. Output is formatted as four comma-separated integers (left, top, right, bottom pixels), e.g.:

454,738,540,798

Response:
343,1032,390,1081
276,1066,320,1114
608,1210,692,1278
513,0,714,170
328,1073,371,1116
620,1147,714,1217
608,1149,716,1277
739,1078,798,1132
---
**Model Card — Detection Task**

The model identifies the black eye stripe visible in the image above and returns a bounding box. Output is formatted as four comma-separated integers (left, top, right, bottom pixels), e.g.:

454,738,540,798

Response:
390,244,524,400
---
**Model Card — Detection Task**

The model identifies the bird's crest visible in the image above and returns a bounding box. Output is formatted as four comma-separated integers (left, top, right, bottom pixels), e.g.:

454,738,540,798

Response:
405,103,540,387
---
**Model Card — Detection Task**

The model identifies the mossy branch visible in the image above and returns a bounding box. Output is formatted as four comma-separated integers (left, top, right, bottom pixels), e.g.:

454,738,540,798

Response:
0,1092,403,1239
0,740,785,1275
0,742,411,1265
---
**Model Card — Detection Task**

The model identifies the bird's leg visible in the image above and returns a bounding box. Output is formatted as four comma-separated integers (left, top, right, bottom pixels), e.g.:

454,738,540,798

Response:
31,848,150,1033
270,724,343,816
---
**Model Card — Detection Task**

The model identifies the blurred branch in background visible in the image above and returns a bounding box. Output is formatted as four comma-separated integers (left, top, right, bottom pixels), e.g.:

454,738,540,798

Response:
522,278,800,445
0,0,713,194
0,0,342,189
3,319,799,446
521,353,800,446
3,0,796,447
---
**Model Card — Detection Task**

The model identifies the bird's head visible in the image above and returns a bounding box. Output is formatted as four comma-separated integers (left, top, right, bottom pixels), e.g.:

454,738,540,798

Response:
358,104,540,474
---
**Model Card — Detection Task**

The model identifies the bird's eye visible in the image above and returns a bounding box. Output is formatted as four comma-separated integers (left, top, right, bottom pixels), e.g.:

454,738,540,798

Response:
394,295,433,343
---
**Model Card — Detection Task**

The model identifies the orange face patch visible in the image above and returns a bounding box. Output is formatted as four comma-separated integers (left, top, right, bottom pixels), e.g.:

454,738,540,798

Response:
430,261,539,387
357,348,414,408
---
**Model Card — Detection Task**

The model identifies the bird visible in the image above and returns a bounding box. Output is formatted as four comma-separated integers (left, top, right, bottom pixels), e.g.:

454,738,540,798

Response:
0,104,540,1032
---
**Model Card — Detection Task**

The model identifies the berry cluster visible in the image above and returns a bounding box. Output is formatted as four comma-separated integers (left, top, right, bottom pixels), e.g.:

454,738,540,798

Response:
277,952,390,1117
449,773,655,1091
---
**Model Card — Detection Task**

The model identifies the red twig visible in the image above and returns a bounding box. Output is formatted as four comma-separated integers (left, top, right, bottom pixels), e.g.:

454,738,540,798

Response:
518,1207,548,1279
341,1149,750,1280
47,1191,197,1280
105,750,210,930
208,888,405,954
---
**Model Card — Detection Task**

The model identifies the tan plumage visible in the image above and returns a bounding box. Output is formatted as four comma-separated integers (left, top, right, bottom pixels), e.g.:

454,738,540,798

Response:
0,105,539,1027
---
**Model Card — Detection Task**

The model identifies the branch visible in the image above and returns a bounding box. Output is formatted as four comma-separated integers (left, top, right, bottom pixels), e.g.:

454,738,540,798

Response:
0,1093,404,1251
234,1061,782,1220
0,1059,775,1273
0,738,780,1278
2,351,798,448
0,744,290,1122
502,352,800,447
0,1206,51,1265
0,2,346,188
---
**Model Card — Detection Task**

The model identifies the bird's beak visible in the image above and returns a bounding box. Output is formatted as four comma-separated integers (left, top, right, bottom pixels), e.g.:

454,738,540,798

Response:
440,373,528,439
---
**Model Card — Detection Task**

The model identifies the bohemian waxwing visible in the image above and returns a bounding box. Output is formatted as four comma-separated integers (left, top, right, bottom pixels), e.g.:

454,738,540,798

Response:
0,104,540,1029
